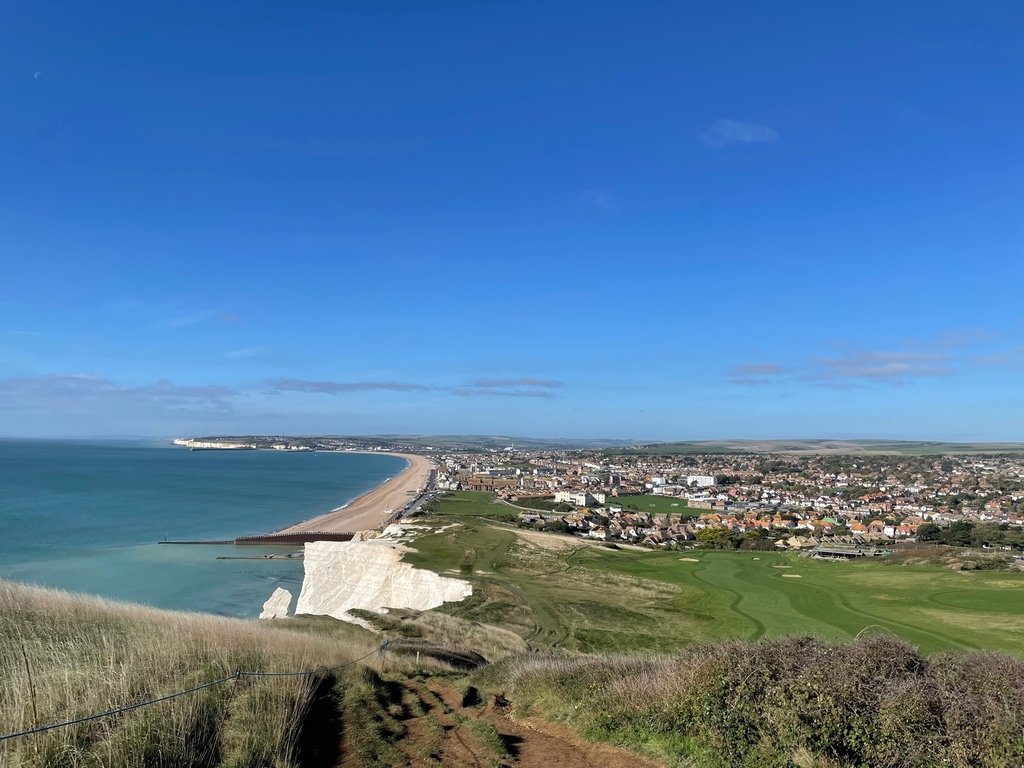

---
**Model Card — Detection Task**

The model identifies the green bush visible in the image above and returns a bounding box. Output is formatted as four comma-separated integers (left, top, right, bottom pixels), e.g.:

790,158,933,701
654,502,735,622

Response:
477,635,1024,768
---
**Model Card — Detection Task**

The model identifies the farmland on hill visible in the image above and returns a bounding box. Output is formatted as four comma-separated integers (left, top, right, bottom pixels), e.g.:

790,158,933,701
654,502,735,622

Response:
605,439,1024,455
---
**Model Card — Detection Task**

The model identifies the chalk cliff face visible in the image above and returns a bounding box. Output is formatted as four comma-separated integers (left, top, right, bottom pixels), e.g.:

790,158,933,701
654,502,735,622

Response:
295,540,472,622
172,438,255,449
259,587,293,619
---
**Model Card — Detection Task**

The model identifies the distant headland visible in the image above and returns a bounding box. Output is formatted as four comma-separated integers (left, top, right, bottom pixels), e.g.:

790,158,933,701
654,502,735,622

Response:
172,434,1024,456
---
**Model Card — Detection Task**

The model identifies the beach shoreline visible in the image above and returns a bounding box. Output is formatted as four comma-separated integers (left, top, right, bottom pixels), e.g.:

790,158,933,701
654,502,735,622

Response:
270,452,433,535
1,442,426,618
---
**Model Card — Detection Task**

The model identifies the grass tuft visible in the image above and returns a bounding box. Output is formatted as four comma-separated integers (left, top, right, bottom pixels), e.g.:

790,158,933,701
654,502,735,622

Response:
0,580,374,767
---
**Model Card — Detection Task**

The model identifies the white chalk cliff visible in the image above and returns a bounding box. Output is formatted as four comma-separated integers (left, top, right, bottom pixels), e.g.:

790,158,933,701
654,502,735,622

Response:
295,540,472,622
259,587,293,619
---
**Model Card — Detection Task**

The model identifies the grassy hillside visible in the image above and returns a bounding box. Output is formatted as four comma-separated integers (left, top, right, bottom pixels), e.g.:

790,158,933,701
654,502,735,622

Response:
0,581,438,768
0,579,643,768
4,494,1022,767
404,492,1024,655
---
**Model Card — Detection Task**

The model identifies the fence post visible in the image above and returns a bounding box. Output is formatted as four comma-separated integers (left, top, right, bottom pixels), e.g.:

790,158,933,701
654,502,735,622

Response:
19,641,39,731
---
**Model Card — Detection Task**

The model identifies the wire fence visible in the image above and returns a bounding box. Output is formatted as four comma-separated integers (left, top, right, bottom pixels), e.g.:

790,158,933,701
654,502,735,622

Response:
0,641,389,743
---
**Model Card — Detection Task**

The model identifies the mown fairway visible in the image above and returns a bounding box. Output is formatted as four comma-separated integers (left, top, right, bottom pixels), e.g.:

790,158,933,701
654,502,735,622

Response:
609,494,695,515
406,493,1024,655
572,548,1024,654
427,490,521,518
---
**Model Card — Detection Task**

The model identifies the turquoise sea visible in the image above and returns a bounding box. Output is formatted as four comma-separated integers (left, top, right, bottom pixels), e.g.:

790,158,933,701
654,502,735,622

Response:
0,440,406,617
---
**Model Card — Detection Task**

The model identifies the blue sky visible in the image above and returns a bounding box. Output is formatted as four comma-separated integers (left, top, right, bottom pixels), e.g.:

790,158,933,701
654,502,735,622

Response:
1,1,1022,440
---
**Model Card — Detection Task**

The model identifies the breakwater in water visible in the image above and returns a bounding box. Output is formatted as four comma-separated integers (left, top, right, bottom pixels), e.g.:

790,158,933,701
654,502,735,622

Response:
160,532,356,545
236,532,355,545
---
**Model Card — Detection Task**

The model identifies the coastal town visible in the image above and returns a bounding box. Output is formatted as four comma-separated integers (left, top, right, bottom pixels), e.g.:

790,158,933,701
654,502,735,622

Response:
430,448,1024,553
176,436,1024,555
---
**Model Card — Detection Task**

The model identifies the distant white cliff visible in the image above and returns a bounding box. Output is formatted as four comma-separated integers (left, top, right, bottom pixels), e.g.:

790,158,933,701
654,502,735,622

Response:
294,539,472,622
173,438,256,449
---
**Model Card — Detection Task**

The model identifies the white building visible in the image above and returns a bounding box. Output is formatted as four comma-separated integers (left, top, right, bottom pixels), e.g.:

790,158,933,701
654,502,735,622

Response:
686,475,717,487
554,490,606,506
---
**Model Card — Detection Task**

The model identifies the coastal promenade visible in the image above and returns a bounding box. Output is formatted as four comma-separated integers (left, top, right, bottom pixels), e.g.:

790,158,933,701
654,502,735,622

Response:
267,453,433,536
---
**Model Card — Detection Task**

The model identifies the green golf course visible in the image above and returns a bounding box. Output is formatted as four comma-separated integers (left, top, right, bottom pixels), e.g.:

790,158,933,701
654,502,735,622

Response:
405,492,1024,656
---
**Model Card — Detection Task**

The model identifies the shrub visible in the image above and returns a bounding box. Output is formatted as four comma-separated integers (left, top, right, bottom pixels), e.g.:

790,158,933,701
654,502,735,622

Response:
475,635,1024,768
930,651,1024,767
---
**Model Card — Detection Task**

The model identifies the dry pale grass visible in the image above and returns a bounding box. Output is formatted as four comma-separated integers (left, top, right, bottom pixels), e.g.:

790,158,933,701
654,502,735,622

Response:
412,611,528,659
509,528,582,551
0,580,379,767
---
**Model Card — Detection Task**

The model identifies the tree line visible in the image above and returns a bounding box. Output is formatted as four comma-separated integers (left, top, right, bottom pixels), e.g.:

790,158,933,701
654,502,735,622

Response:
917,520,1024,549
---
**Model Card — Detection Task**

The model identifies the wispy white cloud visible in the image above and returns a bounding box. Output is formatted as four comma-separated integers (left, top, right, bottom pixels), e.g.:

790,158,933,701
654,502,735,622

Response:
225,346,270,360
729,363,785,377
106,300,234,330
727,363,787,385
268,376,563,399
268,378,439,394
811,349,953,383
457,378,562,399
0,374,238,415
728,342,966,387
471,377,562,389
977,345,1024,369
701,119,778,148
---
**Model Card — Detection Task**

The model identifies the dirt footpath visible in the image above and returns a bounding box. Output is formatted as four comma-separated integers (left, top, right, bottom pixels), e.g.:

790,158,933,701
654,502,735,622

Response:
389,680,665,768
489,710,665,767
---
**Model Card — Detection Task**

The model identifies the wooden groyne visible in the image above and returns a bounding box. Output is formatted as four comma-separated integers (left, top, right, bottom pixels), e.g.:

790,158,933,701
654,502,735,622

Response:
159,539,234,545
233,532,355,545
158,532,355,546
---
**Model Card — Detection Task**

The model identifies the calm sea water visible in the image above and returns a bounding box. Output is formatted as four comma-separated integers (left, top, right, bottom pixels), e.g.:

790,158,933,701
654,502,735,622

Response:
0,440,406,617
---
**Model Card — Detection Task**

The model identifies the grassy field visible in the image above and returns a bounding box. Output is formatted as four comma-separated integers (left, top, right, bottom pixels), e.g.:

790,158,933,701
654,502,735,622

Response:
406,493,1024,656
431,490,520,518
509,496,561,511
608,494,695,515
571,548,1024,654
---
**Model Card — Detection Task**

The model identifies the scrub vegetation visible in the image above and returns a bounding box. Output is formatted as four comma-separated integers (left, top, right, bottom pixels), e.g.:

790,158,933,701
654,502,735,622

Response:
475,634,1024,768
